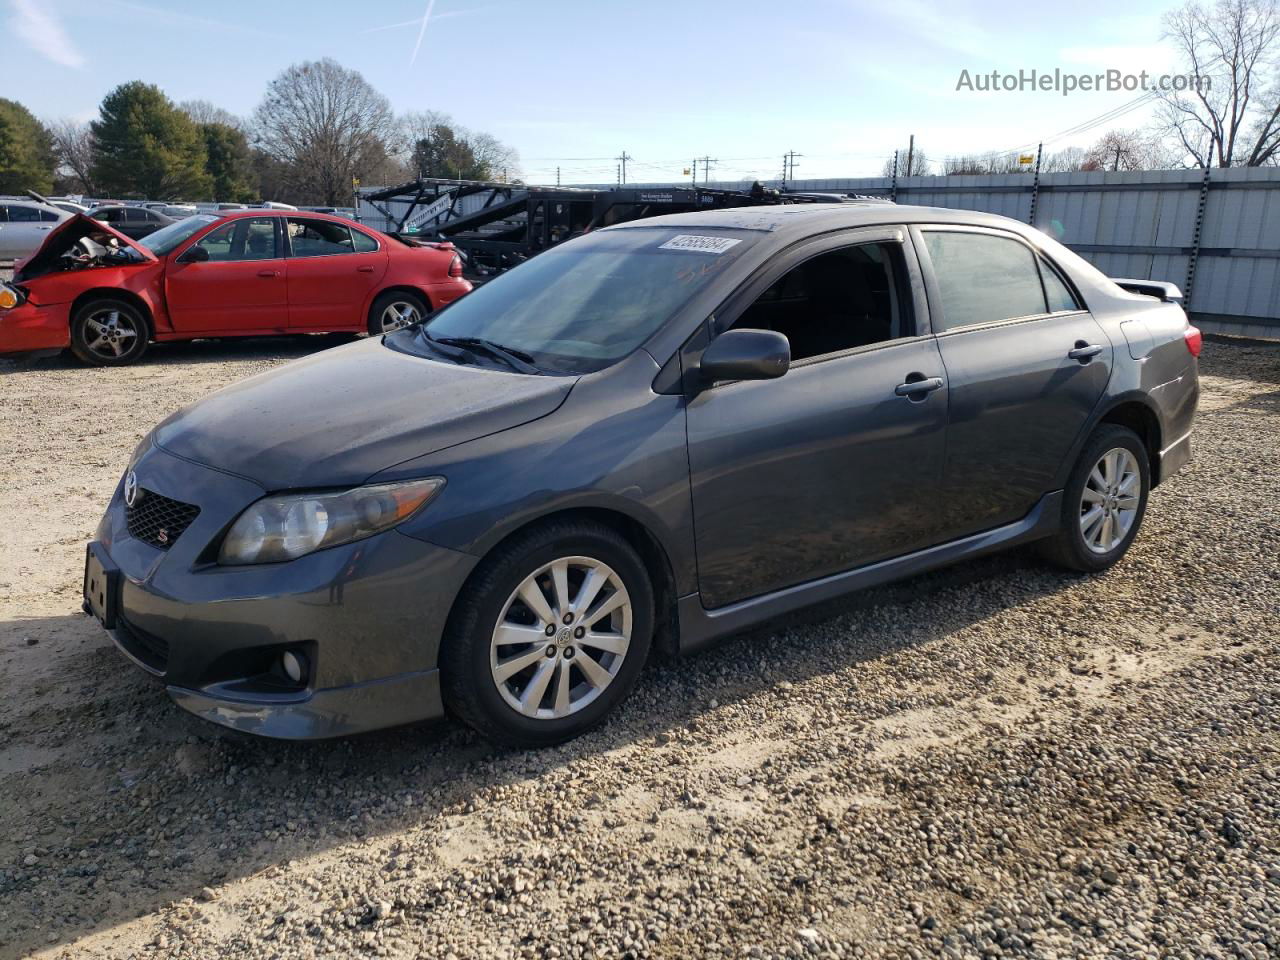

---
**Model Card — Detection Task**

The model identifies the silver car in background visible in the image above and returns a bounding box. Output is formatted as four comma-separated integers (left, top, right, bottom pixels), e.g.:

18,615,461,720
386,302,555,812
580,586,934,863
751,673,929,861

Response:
0,199,71,260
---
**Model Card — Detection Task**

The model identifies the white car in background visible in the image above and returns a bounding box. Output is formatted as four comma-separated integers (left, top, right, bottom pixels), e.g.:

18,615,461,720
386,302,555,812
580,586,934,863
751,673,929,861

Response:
0,199,71,260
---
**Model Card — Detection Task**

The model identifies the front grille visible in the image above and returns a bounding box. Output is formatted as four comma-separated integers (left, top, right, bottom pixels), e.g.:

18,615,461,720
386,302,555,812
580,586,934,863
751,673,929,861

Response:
115,615,169,674
125,489,200,550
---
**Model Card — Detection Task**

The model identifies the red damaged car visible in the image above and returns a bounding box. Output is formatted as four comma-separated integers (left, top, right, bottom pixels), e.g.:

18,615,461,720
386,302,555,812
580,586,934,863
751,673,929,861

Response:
0,210,472,365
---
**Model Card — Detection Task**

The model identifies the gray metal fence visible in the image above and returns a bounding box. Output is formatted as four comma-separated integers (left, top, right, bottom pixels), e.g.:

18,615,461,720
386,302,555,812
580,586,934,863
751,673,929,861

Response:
567,168,1280,337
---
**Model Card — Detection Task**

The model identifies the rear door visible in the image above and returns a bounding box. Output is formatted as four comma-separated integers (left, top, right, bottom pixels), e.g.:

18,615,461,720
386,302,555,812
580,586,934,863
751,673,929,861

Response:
284,217,387,330
915,226,1113,538
164,216,288,333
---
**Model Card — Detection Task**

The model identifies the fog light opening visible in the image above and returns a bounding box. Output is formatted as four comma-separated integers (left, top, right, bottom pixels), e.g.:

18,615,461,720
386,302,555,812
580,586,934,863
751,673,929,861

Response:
281,650,308,685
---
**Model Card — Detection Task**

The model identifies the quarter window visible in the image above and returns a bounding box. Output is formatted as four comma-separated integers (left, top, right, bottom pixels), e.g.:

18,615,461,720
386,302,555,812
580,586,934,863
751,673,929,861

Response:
726,241,909,361
1040,259,1081,312
351,229,379,253
923,231,1048,331
287,218,353,257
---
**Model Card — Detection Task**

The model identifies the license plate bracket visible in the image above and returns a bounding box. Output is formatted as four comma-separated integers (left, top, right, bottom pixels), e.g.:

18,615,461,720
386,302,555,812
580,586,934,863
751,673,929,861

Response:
83,542,120,629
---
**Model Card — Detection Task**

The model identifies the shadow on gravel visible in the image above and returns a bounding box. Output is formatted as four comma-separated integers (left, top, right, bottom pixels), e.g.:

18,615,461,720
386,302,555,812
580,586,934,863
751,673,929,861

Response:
0,544,1074,957
0,334,359,375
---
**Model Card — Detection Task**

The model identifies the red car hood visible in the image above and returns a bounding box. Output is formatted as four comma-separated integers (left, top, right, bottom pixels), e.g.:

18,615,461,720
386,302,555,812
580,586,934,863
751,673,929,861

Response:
13,213,157,281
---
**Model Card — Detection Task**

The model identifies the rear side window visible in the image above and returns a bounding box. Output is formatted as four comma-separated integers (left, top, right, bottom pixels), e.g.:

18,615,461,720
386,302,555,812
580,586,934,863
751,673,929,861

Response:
351,229,379,253
40,209,59,222
923,231,1047,331
287,218,353,257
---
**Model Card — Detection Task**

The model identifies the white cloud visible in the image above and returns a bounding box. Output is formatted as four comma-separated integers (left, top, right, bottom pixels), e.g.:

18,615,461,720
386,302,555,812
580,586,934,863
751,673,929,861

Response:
11,0,84,69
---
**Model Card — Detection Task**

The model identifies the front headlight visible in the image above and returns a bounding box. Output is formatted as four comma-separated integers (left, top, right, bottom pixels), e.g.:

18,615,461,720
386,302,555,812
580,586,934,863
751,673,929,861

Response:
0,281,26,310
218,478,444,565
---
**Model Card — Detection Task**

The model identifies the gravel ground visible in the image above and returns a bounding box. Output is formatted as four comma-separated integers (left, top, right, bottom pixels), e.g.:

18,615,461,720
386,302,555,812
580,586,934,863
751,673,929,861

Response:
0,337,1277,960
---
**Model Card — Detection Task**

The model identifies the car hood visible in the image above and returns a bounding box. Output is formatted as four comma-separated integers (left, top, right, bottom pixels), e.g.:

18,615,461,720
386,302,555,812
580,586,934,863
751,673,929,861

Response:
13,213,156,282
153,337,577,491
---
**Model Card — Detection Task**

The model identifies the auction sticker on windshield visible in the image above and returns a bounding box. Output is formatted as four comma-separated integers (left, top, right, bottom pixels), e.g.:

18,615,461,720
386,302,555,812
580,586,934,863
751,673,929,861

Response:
658,235,742,254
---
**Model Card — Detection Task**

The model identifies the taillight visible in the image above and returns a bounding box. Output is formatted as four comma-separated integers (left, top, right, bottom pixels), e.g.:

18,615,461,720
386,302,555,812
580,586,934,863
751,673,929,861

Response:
448,255,462,279
1184,324,1202,357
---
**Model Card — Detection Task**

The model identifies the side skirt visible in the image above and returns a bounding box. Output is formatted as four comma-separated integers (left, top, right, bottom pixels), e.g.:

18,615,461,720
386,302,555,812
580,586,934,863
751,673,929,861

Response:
676,491,1063,655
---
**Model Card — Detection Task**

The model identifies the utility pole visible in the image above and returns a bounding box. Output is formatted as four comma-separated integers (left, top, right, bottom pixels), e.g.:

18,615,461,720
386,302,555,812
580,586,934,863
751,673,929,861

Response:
615,151,632,185
906,134,915,178
698,156,718,184
783,150,802,188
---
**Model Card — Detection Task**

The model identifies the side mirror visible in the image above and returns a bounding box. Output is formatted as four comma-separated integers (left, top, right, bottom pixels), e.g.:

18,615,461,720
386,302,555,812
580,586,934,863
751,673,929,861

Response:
178,244,210,263
699,329,790,383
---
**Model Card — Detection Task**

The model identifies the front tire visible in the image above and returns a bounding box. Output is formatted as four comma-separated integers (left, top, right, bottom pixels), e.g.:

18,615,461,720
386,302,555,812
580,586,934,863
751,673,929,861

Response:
440,521,654,747
1039,424,1150,572
70,299,149,366
368,290,429,335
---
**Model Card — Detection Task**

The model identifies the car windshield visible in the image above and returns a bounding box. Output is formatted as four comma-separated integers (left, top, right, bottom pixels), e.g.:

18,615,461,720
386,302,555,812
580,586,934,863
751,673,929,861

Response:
136,214,219,255
405,226,757,374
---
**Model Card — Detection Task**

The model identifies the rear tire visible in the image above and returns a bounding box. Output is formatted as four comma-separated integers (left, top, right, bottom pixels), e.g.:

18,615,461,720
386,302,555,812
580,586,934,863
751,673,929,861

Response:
70,298,149,366
440,520,654,748
1038,424,1150,572
368,290,429,335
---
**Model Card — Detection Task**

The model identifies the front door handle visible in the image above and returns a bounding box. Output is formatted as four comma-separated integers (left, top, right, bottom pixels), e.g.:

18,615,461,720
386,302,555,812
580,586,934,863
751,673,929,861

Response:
894,375,944,398
356,265,374,273
257,269,279,278
1068,341,1103,362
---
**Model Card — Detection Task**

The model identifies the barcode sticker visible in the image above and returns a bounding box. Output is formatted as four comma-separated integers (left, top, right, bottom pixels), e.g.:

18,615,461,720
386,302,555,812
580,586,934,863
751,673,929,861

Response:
658,235,742,254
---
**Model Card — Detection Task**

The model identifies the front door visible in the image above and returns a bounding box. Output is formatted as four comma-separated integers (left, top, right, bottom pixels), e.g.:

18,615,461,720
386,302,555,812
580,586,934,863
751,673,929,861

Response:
916,227,1114,537
685,230,949,609
165,216,288,333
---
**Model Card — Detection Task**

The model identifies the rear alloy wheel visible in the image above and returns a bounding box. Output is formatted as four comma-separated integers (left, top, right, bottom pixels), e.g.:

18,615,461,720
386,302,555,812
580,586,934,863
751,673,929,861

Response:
70,299,149,366
368,290,429,335
441,521,654,747
1039,424,1150,572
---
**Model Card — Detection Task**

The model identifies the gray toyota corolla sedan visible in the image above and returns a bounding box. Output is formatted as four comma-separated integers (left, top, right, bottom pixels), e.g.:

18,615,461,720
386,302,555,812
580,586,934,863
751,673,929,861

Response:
83,203,1200,746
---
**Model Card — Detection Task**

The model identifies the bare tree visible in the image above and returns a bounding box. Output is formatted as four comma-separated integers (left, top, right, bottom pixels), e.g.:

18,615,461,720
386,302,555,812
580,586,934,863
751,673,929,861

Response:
1158,0,1280,166
469,132,520,181
1041,146,1090,172
1082,129,1176,170
252,58,397,205
180,99,244,130
881,146,929,176
47,118,95,194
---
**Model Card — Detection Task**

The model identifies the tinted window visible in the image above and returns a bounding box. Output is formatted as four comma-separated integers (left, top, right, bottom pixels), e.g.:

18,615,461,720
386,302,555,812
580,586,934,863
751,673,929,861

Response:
40,209,59,222
124,208,147,222
93,208,124,223
287,218,353,256
351,229,378,253
923,231,1047,331
416,226,757,374
728,241,907,361
8,205,40,222
1040,259,1080,312
195,217,278,261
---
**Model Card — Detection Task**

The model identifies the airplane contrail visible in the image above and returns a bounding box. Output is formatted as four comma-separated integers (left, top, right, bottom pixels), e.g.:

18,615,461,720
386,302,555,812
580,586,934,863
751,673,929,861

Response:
409,0,436,67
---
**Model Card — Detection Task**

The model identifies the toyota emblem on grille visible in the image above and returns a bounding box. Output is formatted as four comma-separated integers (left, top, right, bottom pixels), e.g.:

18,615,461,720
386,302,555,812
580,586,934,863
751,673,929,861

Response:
124,471,141,507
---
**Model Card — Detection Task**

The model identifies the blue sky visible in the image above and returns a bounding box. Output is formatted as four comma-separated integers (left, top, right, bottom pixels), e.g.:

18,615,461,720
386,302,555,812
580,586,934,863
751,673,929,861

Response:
8,0,1187,183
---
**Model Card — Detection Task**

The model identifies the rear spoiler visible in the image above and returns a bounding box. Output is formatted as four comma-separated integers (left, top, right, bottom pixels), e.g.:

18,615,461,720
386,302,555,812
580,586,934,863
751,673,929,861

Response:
1112,278,1183,303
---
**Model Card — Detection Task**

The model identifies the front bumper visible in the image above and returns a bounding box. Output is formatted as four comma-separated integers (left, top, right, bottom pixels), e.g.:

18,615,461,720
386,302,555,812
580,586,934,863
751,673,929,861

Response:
0,300,71,355
91,444,478,739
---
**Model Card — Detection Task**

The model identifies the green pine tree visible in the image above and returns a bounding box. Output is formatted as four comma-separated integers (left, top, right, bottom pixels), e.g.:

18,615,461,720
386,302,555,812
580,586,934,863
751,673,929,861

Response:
90,82,211,199
0,98,56,194
200,122,256,202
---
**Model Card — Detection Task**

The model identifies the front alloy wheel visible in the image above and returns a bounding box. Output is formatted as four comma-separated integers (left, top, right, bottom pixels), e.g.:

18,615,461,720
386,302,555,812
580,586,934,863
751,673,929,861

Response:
440,520,654,747
490,556,632,719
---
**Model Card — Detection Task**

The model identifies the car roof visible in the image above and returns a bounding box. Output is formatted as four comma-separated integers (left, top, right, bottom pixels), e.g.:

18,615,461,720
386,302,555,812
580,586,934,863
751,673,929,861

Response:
0,197,68,214
608,202,1037,241
214,209,368,228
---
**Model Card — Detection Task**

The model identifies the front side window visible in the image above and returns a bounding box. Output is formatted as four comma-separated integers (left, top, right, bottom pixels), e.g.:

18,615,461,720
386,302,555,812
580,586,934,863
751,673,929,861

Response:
195,217,279,261
923,231,1048,331
408,226,758,374
288,218,353,257
8,205,40,222
726,241,908,361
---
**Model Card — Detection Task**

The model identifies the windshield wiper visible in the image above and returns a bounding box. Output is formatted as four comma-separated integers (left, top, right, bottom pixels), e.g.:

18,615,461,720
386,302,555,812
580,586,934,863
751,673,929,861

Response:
427,335,542,375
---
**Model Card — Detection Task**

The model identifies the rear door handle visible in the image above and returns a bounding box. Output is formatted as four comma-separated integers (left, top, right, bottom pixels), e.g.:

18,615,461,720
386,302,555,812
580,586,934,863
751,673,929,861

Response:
1068,342,1103,362
257,269,279,278
894,375,944,398
356,265,374,273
